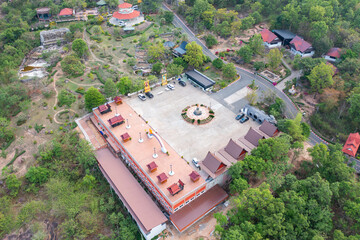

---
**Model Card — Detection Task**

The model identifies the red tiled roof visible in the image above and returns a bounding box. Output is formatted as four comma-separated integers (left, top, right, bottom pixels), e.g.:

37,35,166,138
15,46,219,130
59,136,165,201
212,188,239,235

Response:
121,132,131,141
114,96,122,102
157,172,168,183
147,161,158,171
326,48,342,58
189,171,200,182
168,183,181,195
260,29,278,43
290,36,312,53
98,104,108,112
118,3,133,8
95,148,167,232
108,115,124,126
342,133,360,157
59,8,73,16
112,10,140,20
170,185,228,232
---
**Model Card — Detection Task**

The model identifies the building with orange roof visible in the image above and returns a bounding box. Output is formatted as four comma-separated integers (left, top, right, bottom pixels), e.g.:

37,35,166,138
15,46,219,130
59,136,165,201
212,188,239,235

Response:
260,29,281,48
342,133,360,157
324,47,342,62
290,35,315,57
109,3,144,27
58,8,74,17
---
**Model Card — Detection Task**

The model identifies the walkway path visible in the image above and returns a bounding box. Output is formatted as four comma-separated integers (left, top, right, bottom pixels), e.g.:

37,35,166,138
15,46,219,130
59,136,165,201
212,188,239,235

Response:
275,59,302,91
163,3,327,146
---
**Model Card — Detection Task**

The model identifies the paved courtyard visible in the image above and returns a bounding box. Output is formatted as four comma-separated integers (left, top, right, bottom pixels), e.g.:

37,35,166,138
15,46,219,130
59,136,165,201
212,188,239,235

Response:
127,83,259,166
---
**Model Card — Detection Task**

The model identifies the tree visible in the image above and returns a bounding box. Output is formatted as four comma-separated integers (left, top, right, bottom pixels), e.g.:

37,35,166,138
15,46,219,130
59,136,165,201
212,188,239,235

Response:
267,48,283,70
205,34,218,48
6,174,21,197
0,117,14,146
152,62,163,75
348,93,360,127
238,45,253,63
215,21,232,38
277,113,308,143
61,55,85,77
310,21,328,41
249,34,265,55
148,43,165,60
163,11,174,24
58,90,76,108
72,39,88,58
173,57,188,69
241,16,255,30
141,0,162,13
246,90,257,105
184,41,204,68
222,63,237,79
84,87,105,111
231,18,242,38
166,63,183,78
212,58,224,69
25,166,50,185
307,62,334,96
230,177,249,194
92,25,101,36
309,144,354,183
104,79,117,98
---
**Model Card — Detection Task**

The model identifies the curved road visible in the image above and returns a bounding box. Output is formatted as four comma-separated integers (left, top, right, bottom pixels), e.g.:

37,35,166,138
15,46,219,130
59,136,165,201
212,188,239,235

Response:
163,3,326,146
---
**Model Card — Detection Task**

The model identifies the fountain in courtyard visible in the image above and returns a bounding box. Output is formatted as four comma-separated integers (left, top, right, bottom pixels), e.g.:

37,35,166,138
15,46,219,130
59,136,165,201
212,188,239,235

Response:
193,107,202,116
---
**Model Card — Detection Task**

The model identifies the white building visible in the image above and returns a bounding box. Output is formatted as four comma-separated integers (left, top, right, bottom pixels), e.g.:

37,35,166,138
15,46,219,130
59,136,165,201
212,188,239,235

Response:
290,36,315,58
260,29,282,48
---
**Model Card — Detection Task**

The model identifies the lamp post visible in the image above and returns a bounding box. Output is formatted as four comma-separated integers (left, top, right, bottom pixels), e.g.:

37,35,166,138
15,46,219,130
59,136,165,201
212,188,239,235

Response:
153,147,158,158
138,132,143,143
169,164,174,176
126,119,131,129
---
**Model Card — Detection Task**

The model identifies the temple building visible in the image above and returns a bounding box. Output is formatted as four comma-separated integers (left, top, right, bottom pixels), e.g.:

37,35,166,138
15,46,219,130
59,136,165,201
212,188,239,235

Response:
109,3,144,26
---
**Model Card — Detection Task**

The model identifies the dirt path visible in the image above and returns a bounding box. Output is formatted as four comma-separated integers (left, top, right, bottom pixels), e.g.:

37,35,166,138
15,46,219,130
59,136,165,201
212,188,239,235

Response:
53,109,77,124
52,61,63,108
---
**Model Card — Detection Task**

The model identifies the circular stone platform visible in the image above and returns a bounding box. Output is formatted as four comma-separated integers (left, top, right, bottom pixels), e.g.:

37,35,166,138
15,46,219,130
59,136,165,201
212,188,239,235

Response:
181,104,215,125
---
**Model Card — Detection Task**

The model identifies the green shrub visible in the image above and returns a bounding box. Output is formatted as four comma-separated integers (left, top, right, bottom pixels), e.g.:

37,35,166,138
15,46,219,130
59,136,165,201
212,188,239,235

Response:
25,167,50,185
16,113,28,126
6,174,21,197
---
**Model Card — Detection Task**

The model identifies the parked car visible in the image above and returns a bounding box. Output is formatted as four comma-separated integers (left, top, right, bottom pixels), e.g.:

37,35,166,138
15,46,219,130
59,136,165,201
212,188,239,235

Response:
192,158,200,169
167,84,175,90
145,92,154,98
178,80,186,87
240,116,249,123
132,5,138,10
235,114,244,120
138,94,146,101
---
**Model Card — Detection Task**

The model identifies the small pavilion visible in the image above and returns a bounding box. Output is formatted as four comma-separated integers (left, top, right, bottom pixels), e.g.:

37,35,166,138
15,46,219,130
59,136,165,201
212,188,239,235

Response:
36,7,51,21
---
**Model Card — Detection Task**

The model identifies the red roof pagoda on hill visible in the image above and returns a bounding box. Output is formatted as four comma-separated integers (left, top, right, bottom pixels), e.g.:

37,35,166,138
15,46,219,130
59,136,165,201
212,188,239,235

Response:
58,8,73,16
342,133,360,157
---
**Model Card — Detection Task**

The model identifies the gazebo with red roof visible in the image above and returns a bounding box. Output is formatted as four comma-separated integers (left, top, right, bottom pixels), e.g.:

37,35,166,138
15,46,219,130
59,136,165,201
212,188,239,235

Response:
121,132,131,142
114,96,123,105
147,161,158,173
98,104,112,114
189,171,200,182
157,172,168,183
58,8,74,17
108,115,124,127
342,133,360,157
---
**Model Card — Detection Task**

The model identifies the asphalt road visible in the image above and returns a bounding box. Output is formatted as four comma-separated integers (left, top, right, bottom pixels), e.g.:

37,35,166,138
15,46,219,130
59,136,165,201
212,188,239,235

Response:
163,3,327,146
